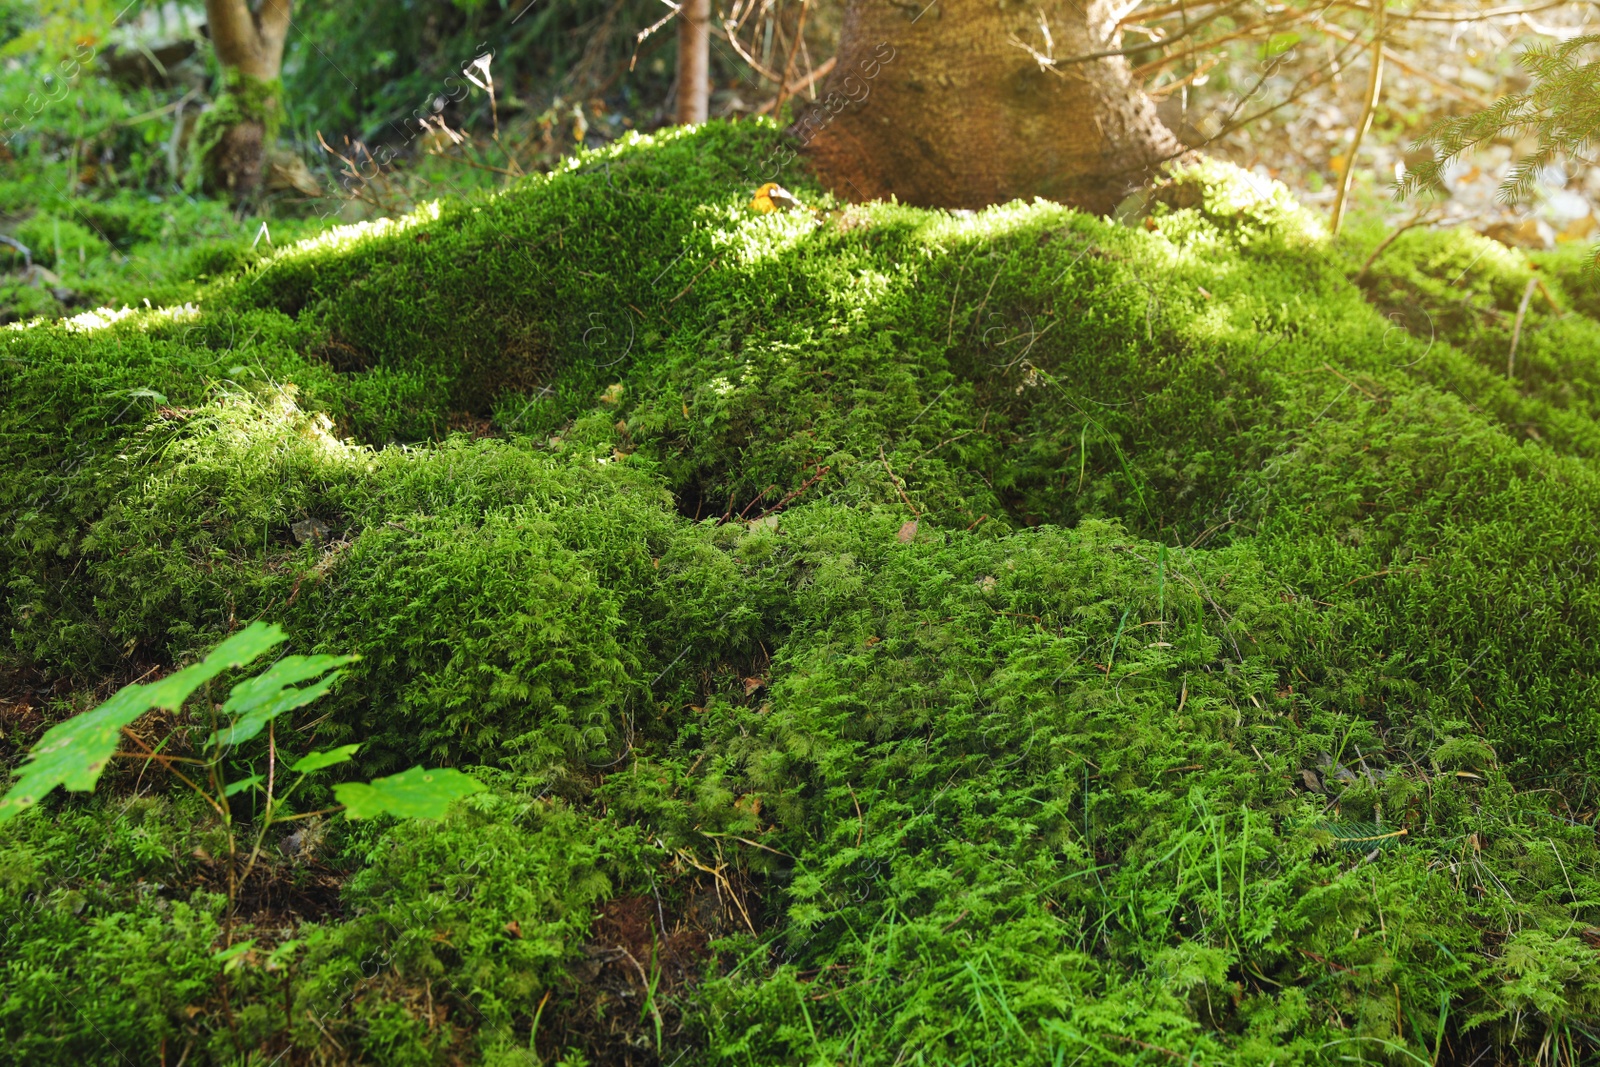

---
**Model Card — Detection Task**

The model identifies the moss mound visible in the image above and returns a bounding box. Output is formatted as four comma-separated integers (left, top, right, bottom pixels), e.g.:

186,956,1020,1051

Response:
3,122,1600,1065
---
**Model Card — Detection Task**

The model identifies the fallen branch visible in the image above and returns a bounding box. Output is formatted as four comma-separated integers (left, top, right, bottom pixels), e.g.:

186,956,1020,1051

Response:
753,464,831,521
879,447,921,517
1354,208,1443,282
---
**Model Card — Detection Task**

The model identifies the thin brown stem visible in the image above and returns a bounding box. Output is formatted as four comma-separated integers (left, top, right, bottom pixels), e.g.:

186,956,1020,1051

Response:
266,721,276,810
1307,15,1489,106
1125,0,1567,27
236,722,280,892
1330,6,1383,237
1070,0,1254,64
1120,0,1235,26
752,464,831,521
719,17,785,81
1130,9,1306,79
879,447,921,517
273,807,342,823
1146,56,1219,98
443,145,522,177
1175,33,1369,158
1326,0,1567,23
773,0,812,113
1354,208,1440,281
111,749,209,766
755,56,836,114
117,729,224,815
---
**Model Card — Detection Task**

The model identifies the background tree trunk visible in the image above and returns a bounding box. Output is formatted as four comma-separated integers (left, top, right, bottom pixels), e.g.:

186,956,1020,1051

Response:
675,0,711,125
802,0,1185,214
201,0,293,197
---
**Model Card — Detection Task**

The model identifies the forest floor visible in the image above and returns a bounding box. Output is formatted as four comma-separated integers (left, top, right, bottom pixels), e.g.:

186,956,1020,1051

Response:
3,117,1600,1065
11,0,1600,1060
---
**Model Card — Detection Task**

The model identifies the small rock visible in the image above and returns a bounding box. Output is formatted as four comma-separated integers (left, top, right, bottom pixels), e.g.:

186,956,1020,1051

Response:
1559,214,1597,243
1481,217,1555,250
569,955,604,984
896,520,918,543
291,518,331,545
23,264,62,288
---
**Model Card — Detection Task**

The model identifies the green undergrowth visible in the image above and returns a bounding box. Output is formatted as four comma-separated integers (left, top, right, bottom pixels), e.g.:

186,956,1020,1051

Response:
1350,221,1600,457
0,32,344,323
3,120,1600,1065
0,190,342,325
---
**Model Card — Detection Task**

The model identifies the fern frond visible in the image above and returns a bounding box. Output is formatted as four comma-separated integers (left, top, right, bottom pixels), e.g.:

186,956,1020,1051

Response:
1401,36,1600,208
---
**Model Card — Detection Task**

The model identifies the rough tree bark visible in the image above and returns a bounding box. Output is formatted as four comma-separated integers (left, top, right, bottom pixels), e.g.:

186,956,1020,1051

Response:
801,0,1184,214
201,0,293,197
676,0,711,124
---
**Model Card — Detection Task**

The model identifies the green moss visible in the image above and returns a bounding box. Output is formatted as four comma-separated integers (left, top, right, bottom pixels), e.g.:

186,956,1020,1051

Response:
3,121,1600,1064
0,794,231,1062
0,784,638,1064
188,69,284,195
9,214,106,270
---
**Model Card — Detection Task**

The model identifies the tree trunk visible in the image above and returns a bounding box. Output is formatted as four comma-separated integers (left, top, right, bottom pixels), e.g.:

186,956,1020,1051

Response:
675,0,711,125
201,0,293,198
801,0,1185,214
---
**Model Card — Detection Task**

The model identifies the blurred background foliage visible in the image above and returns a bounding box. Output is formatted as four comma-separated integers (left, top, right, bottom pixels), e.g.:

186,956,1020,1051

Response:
1,0,1597,320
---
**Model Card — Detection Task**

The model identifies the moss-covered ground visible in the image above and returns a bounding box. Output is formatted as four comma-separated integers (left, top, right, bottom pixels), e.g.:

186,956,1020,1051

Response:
3,121,1600,1065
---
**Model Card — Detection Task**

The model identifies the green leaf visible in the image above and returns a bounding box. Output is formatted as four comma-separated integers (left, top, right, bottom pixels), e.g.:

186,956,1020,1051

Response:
224,774,264,797
335,766,485,820
0,624,306,824
265,939,303,970
144,622,288,712
222,654,359,717
210,658,356,747
213,939,257,973
291,744,361,773
1259,31,1300,59
0,682,156,823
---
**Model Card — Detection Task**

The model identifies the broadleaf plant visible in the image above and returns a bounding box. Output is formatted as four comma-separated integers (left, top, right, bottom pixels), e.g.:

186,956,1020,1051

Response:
0,621,295,821
290,743,362,773
334,765,486,820
0,622,484,915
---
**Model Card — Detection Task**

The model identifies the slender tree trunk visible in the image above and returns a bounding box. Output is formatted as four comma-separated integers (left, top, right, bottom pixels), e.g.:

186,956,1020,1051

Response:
201,0,293,197
676,0,711,125
801,0,1185,214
